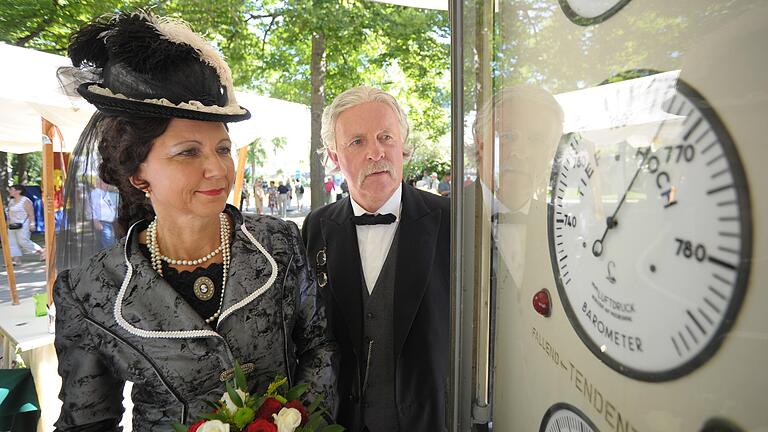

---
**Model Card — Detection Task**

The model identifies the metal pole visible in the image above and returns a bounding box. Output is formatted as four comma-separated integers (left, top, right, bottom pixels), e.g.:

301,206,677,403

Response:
448,0,464,427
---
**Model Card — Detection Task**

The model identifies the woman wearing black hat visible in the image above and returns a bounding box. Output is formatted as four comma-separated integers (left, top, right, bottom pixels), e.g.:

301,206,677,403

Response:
53,12,337,431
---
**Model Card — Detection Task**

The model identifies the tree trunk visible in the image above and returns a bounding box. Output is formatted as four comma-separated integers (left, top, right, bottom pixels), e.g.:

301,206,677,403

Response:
12,154,28,184
309,31,326,211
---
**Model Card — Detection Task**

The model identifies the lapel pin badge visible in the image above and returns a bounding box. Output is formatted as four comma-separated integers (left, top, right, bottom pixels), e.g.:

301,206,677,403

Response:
316,248,328,288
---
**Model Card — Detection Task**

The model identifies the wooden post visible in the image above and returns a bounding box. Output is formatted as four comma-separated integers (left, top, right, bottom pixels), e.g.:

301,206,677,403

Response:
0,199,19,305
42,119,57,304
232,147,248,208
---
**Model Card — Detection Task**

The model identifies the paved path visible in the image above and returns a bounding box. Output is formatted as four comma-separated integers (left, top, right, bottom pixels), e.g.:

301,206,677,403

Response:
0,234,47,305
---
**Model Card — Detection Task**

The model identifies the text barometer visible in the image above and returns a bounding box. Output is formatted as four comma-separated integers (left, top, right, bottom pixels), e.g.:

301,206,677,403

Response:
548,73,752,381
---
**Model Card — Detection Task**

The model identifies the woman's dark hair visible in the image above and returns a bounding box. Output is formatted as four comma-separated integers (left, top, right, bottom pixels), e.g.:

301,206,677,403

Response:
10,184,26,195
97,114,171,235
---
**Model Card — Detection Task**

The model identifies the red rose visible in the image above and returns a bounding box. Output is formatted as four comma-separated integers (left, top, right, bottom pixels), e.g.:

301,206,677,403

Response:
285,400,309,425
256,397,283,420
245,419,278,432
188,420,206,432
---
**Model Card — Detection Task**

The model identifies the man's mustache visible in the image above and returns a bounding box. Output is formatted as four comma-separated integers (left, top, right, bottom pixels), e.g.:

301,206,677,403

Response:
359,160,394,185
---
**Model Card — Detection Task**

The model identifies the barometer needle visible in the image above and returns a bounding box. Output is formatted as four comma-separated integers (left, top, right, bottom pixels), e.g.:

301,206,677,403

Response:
592,149,650,257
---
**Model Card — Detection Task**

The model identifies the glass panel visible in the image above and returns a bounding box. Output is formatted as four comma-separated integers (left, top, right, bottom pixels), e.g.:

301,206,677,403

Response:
457,0,768,430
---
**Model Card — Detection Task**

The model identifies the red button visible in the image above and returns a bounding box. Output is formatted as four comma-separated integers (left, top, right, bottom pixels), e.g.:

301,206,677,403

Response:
533,289,551,317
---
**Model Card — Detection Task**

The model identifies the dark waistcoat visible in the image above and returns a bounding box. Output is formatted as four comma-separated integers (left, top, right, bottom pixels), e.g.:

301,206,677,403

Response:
361,232,399,432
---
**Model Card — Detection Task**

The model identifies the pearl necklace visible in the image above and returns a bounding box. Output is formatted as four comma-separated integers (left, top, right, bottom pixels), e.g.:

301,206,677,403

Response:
147,213,231,324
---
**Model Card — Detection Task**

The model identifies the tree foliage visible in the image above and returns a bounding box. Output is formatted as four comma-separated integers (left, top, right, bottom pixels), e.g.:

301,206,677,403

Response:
240,0,450,138
404,133,450,181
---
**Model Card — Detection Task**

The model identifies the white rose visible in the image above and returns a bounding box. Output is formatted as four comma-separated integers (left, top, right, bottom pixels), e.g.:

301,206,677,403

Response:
220,389,248,415
197,420,230,432
273,407,302,432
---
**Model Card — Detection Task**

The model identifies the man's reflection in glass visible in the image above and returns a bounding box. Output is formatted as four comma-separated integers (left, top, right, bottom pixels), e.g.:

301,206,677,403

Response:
495,84,564,214
485,84,564,286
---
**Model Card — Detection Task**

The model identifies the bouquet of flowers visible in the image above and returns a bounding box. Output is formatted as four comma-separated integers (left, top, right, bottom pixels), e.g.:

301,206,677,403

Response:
173,363,344,432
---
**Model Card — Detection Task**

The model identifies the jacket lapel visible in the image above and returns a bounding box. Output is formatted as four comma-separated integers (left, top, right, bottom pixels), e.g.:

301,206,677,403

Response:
118,221,212,335
116,206,278,339
321,198,364,353
393,185,441,358
217,218,274,328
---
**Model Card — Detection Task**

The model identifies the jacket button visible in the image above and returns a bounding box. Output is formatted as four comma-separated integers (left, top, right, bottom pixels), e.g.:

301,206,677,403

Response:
366,312,374,319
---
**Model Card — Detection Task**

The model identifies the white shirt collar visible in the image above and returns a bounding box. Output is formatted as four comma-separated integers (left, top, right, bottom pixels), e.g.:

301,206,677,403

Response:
350,183,402,219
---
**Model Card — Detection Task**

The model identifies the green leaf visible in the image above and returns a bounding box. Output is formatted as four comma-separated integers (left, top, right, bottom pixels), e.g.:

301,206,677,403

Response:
226,381,244,408
234,406,256,430
275,394,288,404
171,423,187,432
286,383,309,401
305,411,325,431
234,361,247,391
250,395,266,410
320,426,346,432
307,396,323,414
203,399,220,410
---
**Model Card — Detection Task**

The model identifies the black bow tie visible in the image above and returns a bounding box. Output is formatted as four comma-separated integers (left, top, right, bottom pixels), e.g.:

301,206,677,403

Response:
352,213,397,226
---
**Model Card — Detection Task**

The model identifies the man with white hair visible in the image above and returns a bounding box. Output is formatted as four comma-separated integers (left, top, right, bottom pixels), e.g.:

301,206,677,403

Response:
302,86,450,432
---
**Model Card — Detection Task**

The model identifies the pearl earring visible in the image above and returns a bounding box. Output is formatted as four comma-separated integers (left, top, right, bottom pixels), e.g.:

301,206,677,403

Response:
145,190,151,198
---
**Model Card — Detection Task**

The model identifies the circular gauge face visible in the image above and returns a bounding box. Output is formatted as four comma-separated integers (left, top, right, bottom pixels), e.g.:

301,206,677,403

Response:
548,75,752,381
540,403,599,432
558,0,632,25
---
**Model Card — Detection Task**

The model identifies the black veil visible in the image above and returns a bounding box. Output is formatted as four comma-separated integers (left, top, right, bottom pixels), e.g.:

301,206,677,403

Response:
55,112,120,272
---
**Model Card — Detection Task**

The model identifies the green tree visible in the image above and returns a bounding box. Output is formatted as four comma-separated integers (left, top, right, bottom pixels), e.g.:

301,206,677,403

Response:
237,0,449,208
404,133,451,181
9,152,42,185
0,152,7,203
270,136,287,155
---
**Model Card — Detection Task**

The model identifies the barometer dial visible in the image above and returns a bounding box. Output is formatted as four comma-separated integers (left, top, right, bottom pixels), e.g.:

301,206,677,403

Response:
548,77,752,381
558,0,632,25
540,403,599,432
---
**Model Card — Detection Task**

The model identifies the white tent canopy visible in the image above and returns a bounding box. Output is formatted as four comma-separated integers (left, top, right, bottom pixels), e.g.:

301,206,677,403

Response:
0,42,310,154
0,43,94,153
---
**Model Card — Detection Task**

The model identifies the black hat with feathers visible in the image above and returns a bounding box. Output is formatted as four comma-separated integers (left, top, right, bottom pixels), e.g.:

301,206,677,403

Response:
65,11,250,122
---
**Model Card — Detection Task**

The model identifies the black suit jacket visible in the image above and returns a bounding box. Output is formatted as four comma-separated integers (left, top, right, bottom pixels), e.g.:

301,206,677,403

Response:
302,184,450,432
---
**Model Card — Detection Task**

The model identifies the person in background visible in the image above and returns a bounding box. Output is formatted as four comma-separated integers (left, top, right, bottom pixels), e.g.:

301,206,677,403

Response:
277,180,290,217
295,178,305,211
437,174,451,197
267,180,278,215
287,178,293,209
89,178,118,249
324,176,335,204
420,170,430,188
340,178,349,199
6,184,44,264
303,86,450,432
240,186,250,211
253,178,265,215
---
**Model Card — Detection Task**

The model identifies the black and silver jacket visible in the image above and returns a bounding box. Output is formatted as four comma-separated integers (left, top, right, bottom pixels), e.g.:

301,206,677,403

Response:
53,207,337,431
